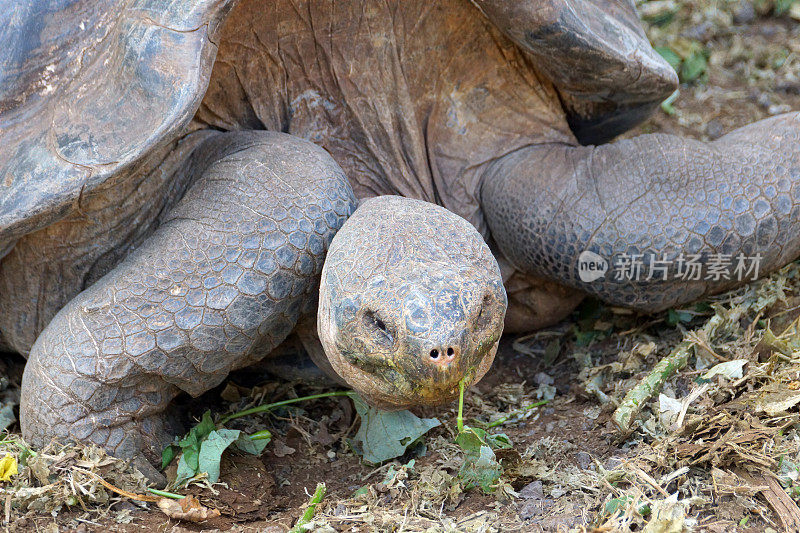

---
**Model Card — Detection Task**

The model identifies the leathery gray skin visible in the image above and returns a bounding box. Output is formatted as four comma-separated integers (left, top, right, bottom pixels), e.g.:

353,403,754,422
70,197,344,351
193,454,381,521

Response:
1,0,798,474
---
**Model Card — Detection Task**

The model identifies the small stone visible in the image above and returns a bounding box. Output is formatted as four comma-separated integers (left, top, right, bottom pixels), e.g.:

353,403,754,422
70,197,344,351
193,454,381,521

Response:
518,498,554,520
682,21,713,41
112,500,141,513
518,501,541,520
583,405,601,420
759,23,784,38
769,104,792,116
733,1,755,24
273,439,296,457
536,383,557,401
519,480,545,500
757,92,773,109
575,451,592,470
705,120,724,140
534,372,554,386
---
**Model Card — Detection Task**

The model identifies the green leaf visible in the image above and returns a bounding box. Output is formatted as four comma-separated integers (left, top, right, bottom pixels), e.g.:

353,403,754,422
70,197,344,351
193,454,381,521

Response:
667,308,694,326
198,429,241,484
349,393,441,464
455,426,486,454
352,486,370,498
174,453,197,487
458,444,502,492
234,432,271,455
694,301,712,313
181,437,200,472
655,46,682,71
161,444,177,471
542,339,561,366
605,495,631,515
193,411,216,442
574,328,599,347
455,426,512,452
680,48,708,83
642,5,677,27
485,432,513,450
454,426,510,493
775,0,796,15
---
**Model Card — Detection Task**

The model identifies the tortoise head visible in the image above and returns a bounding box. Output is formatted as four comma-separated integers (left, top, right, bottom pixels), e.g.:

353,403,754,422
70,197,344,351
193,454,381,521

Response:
318,196,506,410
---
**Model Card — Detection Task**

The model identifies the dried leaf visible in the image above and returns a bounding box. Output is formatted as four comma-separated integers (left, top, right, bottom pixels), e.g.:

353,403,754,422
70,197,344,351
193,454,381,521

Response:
756,389,800,416
702,359,747,380
273,439,296,458
643,495,686,533
157,495,220,523
658,394,683,427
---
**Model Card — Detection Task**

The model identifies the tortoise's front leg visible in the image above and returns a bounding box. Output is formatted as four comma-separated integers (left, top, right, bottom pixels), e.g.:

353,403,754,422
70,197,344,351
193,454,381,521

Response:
20,131,356,474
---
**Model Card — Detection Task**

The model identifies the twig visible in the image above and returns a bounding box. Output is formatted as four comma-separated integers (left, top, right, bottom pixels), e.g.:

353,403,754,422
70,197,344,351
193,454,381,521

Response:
675,383,710,430
612,339,694,432
289,482,326,533
739,470,800,531
219,391,352,424
147,488,186,500
76,468,159,502
631,466,669,497
457,379,466,433
486,400,548,428
613,306,744,432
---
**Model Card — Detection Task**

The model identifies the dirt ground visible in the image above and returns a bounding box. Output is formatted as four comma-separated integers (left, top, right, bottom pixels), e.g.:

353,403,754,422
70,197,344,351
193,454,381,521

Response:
2,2,800,532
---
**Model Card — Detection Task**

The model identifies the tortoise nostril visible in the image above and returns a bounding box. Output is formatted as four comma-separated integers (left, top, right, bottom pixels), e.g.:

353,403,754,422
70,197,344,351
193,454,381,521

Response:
428,346,458,366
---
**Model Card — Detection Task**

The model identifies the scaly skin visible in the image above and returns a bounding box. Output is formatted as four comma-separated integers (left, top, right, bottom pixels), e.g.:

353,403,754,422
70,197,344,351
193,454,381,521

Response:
318,196,506,410
482,113,800,311
21,131,356,468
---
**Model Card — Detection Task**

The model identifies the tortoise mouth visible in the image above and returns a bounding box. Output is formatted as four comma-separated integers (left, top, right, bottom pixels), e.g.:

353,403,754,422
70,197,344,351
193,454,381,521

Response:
329,339,499,411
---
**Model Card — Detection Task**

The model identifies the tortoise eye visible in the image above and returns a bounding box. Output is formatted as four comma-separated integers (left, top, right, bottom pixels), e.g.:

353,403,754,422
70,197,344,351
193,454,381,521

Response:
474,293,496,332
362,310,394,345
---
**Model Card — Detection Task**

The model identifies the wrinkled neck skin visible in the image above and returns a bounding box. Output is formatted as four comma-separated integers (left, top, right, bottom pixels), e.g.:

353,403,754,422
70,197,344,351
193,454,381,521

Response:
195,0,574,235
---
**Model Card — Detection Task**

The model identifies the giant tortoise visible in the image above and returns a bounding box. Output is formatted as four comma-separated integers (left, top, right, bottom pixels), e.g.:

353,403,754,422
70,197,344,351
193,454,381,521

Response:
1,0,798,476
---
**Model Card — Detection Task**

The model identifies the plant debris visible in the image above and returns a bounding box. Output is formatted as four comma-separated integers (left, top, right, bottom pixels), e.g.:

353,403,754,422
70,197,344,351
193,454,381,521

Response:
156,494,220,523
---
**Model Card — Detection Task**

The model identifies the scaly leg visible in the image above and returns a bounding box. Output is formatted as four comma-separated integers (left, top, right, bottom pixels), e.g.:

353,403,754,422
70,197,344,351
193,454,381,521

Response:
21,131,356,473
